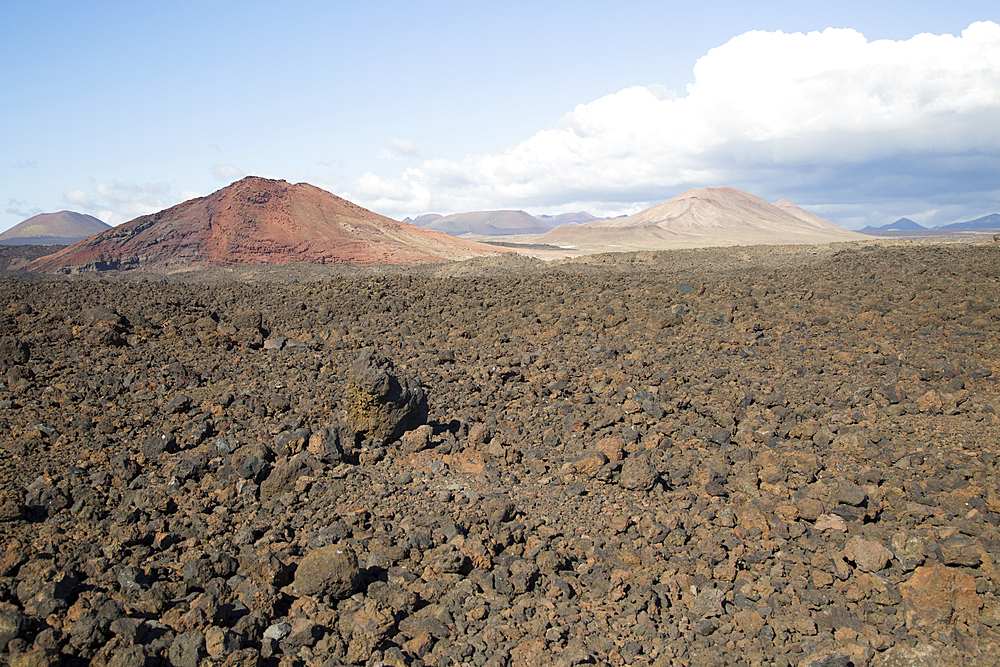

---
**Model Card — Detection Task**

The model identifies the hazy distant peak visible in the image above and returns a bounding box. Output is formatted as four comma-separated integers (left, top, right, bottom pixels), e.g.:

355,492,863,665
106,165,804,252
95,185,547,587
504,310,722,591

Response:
0,211,110,245
424,210,551,236
936,213,1000,230
404,213,444,226
861,217,927,232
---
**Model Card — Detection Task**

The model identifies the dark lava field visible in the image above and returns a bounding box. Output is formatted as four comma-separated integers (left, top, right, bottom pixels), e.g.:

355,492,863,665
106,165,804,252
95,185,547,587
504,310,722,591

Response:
2,240,1000,667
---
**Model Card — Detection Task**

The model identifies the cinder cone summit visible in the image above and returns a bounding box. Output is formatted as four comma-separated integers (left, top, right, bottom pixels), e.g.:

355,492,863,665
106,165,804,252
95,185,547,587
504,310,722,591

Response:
30,176,504,272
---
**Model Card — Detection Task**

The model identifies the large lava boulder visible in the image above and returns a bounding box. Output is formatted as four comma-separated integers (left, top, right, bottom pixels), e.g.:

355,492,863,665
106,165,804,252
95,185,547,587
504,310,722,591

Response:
345,348,428,444
294,545,361,602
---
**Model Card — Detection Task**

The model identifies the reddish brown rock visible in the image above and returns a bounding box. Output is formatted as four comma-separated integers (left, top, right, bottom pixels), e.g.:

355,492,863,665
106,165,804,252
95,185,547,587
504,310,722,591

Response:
900,562,982,628
573,450,608,478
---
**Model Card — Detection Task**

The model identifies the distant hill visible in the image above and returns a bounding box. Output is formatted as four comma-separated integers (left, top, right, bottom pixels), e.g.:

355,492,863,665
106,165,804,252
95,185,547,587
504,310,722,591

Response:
535,187,865,251
0,211,110,245
862,218,927,232
407,210,607,233
402,214,444,227
29,177,504,273
424,210,552,236
937,213,1000,230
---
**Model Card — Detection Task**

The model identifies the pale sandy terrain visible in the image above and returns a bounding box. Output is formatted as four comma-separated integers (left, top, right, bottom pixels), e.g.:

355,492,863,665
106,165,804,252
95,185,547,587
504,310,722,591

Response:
490,187,868,254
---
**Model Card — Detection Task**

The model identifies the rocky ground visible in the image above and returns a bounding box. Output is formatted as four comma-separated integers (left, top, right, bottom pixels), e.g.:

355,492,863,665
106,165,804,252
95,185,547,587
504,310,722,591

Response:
1,240,1000,666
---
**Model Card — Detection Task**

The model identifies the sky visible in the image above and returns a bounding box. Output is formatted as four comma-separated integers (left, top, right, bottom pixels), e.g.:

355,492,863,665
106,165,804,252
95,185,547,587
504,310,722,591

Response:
2,1,998,232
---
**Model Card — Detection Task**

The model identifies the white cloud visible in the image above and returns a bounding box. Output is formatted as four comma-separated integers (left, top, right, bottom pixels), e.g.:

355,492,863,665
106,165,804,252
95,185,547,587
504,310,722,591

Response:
212,164,245,181
377,138,421,161
347,21,1000,226
62,189,96,208
62,181,175,225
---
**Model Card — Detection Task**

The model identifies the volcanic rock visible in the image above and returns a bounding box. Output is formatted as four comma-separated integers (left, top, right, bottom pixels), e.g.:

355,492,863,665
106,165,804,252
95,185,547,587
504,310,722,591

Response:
345,348,428,444
28,177,504,273
843,536,894,572
618,452,658,491
1,239,1000,665
0,610,25,651
0,338,29,367
900,562,982,628
293,546,361,601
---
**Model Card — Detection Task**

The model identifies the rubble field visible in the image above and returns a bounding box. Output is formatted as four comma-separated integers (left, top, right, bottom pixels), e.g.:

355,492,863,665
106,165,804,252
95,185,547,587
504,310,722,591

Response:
1,240,1000,667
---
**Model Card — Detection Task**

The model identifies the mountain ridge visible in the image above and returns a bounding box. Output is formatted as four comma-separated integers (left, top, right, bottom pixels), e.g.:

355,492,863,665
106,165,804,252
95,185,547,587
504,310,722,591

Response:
936,213,1000,230
862,217,926,232
423,210,551,236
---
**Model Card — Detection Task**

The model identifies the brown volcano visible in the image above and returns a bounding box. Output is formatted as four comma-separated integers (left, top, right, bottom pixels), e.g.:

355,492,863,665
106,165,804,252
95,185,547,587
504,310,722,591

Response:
0,211,110,245
534,187,864,251
29,177,505,273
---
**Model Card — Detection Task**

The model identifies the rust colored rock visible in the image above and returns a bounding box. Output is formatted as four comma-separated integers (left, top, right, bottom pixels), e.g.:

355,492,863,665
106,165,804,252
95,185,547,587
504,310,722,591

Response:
29,176,504,273
595,436,625,462
843,536,893,572
573,450,608,478
900,562,982,628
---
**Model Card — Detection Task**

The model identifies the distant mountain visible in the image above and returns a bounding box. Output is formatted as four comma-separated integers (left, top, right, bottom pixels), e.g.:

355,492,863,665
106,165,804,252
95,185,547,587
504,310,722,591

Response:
861,218,927,232
402,214,444,227
0,211,110,245
937,213,1000,230
30,177,504,273
538,212,602,226
424,210,552,236
536,187,864,251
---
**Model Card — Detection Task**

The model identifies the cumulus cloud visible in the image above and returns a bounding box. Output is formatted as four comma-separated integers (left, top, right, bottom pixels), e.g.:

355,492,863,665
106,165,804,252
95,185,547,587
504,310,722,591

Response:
62,189,96,208
62,181,175,226
347,21,1000,226
212,164,245,181
377,138,421,161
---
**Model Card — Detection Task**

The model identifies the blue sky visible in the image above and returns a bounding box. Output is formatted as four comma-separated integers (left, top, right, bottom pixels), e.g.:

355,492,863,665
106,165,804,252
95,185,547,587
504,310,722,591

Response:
2,1,998,231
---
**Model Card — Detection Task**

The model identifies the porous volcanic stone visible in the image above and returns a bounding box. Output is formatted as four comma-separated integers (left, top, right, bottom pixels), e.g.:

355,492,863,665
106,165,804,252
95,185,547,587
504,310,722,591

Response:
619,452,658,491
293,545,360,601
345,348,427,443
843,535,893,572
